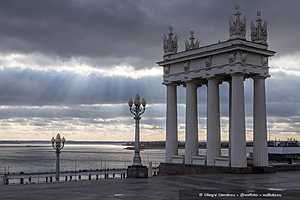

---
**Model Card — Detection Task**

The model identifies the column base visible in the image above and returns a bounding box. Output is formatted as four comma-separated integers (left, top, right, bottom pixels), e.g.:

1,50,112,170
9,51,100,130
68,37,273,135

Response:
127,165,148,178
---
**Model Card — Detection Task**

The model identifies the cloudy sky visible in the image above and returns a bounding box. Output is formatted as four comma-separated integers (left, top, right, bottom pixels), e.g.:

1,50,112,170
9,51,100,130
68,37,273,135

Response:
0,0,300,141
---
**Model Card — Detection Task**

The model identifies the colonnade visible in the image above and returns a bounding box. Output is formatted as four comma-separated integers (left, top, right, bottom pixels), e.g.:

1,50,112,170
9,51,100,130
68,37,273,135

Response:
165,74,268,168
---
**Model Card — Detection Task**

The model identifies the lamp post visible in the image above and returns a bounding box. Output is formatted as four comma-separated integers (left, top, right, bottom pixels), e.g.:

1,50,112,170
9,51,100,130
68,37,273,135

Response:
51,133,65,182
127,94,148,178
128,94,146,166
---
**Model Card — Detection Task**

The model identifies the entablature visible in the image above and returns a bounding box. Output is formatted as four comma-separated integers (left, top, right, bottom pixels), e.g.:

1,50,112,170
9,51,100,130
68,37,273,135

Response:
158,39,275,84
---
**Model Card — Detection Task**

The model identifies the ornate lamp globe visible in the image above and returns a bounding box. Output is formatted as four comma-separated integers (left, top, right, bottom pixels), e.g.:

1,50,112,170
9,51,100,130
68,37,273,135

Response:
62,137,65,144
51,137,55,144
128,98,133,107
134,94,141,107
141,98,146,107
56,133,61,142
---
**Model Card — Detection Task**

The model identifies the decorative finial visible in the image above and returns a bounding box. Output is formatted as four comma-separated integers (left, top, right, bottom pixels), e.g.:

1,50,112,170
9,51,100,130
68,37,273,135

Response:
235,4,241,15
163,26,178,55
168,26,173,34
190,30,194,40
229,5,246,39
251,10,268,45
185,30,200,50
257,10,261,17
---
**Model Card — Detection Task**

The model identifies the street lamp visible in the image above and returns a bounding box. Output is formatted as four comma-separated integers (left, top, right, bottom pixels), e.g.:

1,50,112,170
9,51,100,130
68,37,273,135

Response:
51,133,65,181
128,94,146,166
127,94,148,178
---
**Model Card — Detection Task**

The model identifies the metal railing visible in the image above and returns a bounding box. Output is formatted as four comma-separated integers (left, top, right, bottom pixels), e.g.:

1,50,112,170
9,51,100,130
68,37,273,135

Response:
1,160,160,185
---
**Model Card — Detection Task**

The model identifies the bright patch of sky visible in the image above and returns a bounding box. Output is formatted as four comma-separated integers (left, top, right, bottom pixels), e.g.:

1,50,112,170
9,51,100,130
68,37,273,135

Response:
0,53,162,79
270,52,300,76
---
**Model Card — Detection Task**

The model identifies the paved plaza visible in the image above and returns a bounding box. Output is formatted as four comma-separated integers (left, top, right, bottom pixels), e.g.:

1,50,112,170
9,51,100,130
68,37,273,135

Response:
1,171,300,200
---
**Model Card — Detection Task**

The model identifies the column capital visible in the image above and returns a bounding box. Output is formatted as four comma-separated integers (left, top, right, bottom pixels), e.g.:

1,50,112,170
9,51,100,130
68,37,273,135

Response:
223,74,244,83
231,72,245,77
183,80,203,88
252,75,268,80
231,73,247,82
163,81,180,86
207,77,223,85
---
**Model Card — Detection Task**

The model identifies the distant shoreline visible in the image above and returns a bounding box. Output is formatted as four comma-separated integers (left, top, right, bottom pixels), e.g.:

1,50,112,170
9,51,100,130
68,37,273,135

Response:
0,140,129,145
0,140,299,149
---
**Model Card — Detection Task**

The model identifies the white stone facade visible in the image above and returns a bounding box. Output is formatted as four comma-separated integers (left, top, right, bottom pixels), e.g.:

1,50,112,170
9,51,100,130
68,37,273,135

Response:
158,7,275,168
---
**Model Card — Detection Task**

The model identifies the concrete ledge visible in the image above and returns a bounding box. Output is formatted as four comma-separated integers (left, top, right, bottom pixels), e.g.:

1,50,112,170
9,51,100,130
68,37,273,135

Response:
272,163,300,172
171,155,184,164
159,163,230,176
159,163,276,176
214,156,230,167
192,156,206,166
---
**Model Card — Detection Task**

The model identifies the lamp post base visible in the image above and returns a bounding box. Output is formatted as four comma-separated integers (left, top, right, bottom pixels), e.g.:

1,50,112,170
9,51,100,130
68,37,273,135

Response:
133,152,142,166
127,165,148,178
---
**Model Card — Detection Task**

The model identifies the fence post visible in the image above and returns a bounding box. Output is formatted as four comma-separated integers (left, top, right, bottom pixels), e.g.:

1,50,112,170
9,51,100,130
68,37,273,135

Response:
148,161,153,177
3,175,9,185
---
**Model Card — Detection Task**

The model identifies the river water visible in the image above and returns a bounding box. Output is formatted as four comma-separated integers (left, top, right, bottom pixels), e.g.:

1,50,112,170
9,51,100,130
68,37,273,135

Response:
0,143,239,174
0,143,169,174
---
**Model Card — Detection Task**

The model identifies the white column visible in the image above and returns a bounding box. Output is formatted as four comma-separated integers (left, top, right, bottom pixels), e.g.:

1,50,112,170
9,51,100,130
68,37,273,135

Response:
230,74,247,168
185,81,198,164
228,81,232,165
253,77,268,167
207,79,221,166
165,84,178,163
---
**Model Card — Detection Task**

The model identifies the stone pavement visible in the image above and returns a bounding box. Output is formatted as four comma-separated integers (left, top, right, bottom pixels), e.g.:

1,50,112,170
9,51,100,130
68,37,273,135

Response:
1,171,300,200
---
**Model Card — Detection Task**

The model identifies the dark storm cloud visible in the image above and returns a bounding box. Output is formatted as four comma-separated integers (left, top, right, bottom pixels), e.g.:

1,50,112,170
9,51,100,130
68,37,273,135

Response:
0,0,299,68
0,0,164,68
